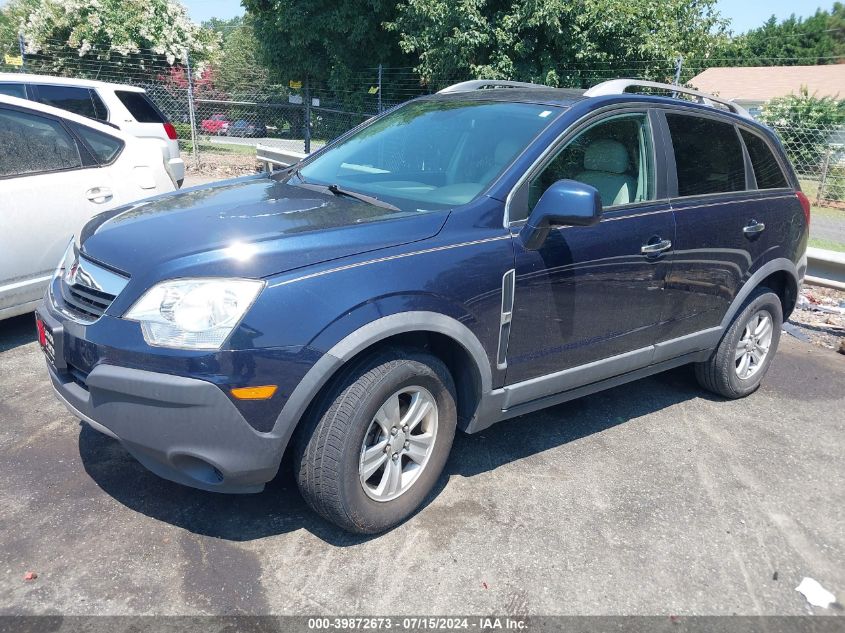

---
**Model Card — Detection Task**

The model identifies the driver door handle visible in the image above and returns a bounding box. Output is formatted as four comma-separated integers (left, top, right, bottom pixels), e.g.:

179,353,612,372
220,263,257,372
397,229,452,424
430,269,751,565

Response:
743,220,766,235
86,187,113,204
641,239,672,254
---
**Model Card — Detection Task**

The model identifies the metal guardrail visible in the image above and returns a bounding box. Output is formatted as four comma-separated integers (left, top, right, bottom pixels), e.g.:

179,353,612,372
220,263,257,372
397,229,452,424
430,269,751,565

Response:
256,144,307,171
806,247,845,290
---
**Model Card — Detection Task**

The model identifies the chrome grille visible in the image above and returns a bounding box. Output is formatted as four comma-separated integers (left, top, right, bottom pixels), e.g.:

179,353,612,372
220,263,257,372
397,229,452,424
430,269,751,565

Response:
55,255,129,322
61,282,115,320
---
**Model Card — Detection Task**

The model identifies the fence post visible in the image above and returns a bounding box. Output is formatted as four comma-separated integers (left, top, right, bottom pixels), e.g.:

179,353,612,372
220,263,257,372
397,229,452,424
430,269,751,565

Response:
817,147,832,206
304,75,311,154
671,56,683,97
183,51,199,169
18,34,26,72
377,64,383,114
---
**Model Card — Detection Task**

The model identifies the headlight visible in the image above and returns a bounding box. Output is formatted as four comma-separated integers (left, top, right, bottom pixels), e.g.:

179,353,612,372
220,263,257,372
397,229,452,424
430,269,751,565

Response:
124,278,264,350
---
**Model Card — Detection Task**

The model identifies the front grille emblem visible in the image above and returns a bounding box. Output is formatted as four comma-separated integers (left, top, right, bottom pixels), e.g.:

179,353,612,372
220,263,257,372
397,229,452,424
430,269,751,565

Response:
65,260,79,286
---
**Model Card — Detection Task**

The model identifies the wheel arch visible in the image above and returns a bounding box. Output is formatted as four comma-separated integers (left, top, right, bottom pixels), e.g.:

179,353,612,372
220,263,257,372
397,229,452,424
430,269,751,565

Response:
720,258,800,329
272,312,493,445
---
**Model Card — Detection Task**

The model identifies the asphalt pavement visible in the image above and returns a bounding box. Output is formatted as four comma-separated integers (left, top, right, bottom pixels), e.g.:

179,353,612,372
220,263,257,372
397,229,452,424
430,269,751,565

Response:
0,312,842,615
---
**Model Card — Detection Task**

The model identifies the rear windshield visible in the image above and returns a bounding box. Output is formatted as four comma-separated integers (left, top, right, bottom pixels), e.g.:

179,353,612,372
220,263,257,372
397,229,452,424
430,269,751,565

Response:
115,90,166,123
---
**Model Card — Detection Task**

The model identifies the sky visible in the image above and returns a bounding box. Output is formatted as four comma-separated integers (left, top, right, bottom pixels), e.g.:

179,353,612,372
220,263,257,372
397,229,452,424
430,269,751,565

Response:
715,0,828,33
179,0,828,32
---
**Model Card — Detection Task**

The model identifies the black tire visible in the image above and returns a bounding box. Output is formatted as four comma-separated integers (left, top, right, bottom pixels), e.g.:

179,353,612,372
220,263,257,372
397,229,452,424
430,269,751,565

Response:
295,348,457,534
694,287,782,399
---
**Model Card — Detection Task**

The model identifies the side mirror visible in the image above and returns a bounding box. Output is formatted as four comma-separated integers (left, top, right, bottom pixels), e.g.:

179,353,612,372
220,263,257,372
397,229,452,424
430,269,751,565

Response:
518,179,602,250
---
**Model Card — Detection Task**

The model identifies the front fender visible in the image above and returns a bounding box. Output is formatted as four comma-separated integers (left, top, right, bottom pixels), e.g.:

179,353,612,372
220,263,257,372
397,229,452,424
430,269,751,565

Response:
270,310,493,443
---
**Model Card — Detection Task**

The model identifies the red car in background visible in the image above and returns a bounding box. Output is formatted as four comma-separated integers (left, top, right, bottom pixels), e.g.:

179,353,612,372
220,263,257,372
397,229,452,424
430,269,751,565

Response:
201,113,229,135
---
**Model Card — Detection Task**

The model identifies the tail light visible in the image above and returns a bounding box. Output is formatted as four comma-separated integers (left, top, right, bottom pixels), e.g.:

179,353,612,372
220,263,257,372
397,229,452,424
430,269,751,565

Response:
796,191,811,227
163,122,178,140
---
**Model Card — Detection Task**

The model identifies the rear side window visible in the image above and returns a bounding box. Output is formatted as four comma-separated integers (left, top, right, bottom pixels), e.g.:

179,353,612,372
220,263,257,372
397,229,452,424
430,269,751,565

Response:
115,90,165,123
0,107,82,177
71,122,124,164
0,83,27,98
666,114,746,197
35,84,98,120
740,129,788,189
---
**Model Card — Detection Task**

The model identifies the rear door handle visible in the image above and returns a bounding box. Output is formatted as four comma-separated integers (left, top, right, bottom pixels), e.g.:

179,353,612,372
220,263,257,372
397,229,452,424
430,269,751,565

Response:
641,239,672,255
86,187,113,204
743,220,765,235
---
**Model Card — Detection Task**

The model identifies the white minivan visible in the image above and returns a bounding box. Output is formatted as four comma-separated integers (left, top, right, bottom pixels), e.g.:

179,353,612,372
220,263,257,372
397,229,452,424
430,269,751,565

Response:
0,95,176,320
0,73,185,187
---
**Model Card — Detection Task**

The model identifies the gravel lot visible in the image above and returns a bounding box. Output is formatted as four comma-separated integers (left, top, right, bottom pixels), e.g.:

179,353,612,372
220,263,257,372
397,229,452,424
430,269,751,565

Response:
0,310,842,616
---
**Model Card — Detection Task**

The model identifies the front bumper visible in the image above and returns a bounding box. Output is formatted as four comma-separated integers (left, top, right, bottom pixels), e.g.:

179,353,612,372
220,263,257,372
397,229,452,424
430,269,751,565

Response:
37,302,289,493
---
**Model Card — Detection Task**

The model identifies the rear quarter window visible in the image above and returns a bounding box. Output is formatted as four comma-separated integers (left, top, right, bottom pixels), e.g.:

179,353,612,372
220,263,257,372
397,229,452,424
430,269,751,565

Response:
90,90,109,121
115,90,166,123
666,113,746,197
71,122,124,164
740,129,789,189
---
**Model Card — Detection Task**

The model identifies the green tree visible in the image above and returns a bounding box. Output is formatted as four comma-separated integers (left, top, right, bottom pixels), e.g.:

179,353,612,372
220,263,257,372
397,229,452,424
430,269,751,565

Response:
759,88,845,171
202,15,244,39
387,0,729,87
2,0,219,76
215,17,271,95
0,0,37,57
242,0,408,101
720,4,845,65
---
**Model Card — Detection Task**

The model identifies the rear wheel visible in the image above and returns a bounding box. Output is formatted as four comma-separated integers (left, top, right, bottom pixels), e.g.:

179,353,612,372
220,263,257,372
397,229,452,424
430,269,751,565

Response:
694,287,782,399
295,348,457,534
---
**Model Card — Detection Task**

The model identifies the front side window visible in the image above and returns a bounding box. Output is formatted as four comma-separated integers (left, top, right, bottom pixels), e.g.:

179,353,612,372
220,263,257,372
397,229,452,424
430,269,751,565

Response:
740,129,788,189
0,108,82,177
667,113,746,197
297,100,561,210
515,112,655,221
35,84,98,120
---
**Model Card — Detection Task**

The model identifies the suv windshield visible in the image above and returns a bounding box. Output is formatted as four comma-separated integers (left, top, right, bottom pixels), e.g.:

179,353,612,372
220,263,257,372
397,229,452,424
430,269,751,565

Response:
296,99,561,210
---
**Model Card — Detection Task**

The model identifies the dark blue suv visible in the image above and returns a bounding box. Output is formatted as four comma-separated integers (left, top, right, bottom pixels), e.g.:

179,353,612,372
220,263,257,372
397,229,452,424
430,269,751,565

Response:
36,79,809,533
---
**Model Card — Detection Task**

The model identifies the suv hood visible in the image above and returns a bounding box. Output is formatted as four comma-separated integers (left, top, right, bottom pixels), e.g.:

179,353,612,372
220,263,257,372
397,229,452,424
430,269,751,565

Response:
80,175,448,280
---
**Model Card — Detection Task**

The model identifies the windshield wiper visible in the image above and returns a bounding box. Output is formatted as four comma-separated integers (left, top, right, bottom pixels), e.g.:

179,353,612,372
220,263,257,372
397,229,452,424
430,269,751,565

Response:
290,178,400,212
325,184,401,212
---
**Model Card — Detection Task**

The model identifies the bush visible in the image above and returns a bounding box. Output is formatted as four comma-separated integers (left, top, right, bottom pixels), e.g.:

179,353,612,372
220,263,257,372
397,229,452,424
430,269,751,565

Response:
759,88,845,172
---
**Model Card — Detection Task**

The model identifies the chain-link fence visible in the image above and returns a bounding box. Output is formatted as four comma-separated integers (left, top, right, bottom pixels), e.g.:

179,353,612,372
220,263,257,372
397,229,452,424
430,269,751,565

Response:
769,124,845,207
3,44,845,207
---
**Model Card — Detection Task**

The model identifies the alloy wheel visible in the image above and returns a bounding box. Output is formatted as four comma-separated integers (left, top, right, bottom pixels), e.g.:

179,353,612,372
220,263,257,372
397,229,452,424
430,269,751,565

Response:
359,386,438,502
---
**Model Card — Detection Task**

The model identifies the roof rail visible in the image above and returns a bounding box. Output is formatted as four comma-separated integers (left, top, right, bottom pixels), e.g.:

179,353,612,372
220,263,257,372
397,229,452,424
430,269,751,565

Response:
584,79,752,119
437,80,547,94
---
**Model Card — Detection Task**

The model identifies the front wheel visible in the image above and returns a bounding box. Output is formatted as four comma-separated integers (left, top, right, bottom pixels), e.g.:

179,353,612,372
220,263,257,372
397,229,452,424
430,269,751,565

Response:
695,287,782,399
295,348,457,534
